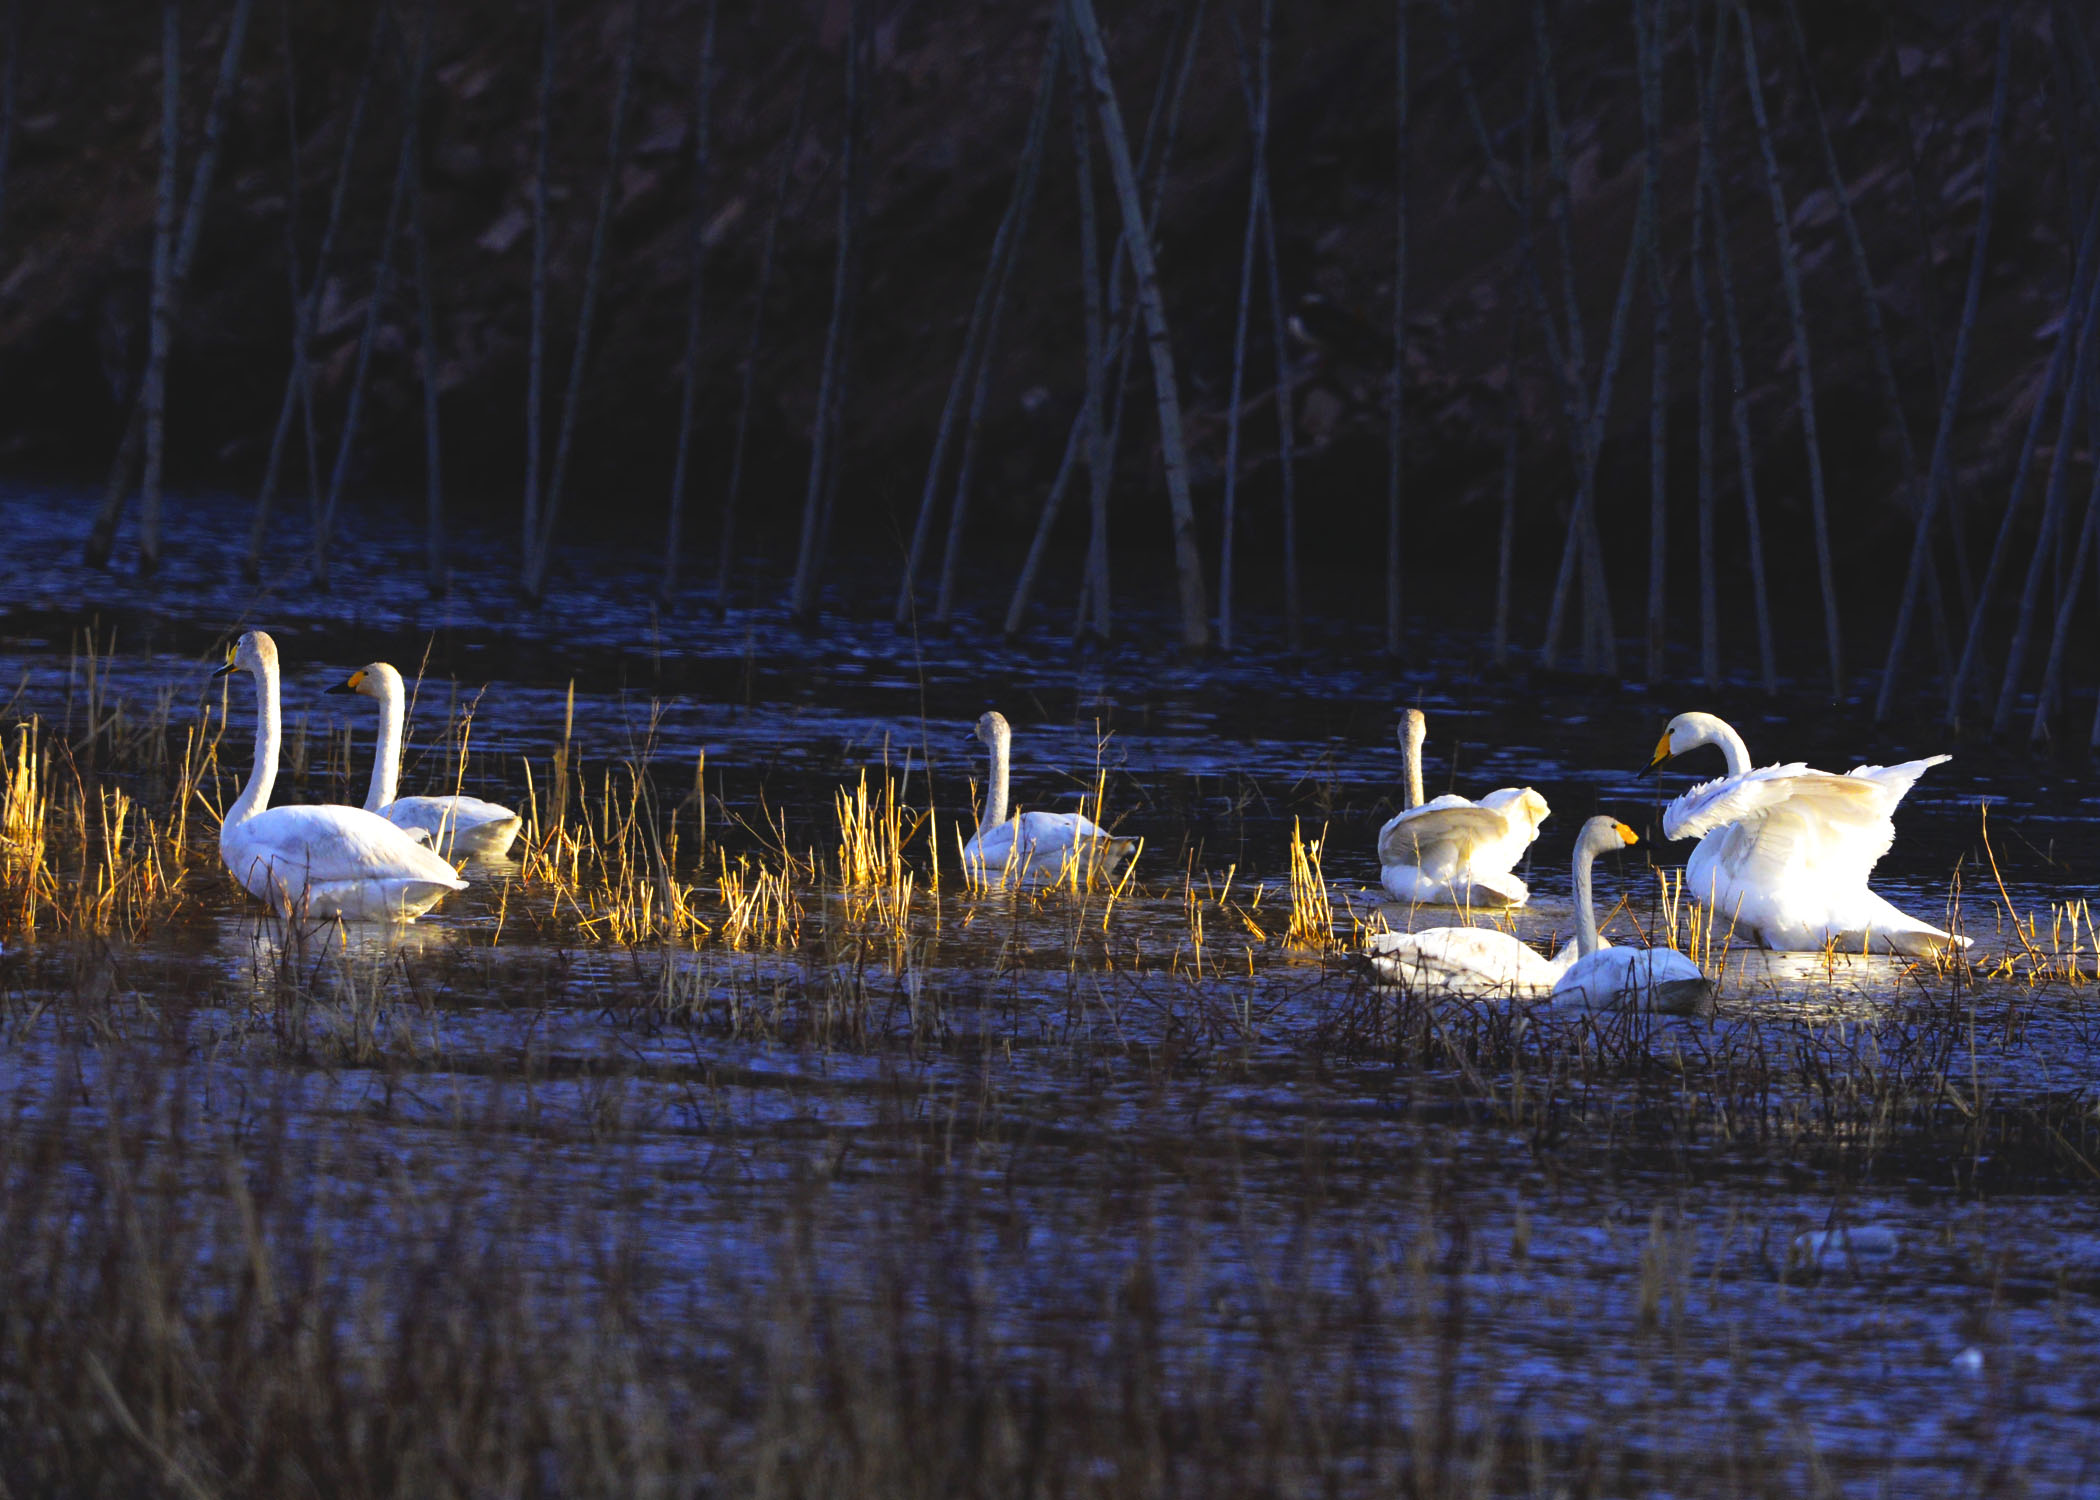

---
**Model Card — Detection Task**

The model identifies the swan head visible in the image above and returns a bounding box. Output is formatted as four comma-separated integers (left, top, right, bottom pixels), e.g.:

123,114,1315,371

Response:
212,630,278,680
1398,709,1426,751
971,710,1011,749
1578,815,1638,856
1640,711,1736,776
326,661,404,700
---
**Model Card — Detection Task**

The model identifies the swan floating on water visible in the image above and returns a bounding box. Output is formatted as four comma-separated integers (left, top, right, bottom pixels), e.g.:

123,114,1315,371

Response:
215,632,468,922
961,711,1134,884
1547,817,1713,1015
1642,711,1967,958
1363,817,1704,1005
1376,709,1548,907
328,662,522,860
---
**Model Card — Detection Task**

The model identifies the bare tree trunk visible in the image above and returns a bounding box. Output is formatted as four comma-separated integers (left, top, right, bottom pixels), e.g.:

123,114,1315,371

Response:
933,21,1050,624
1259,177,1299,652
1993,275,2100,736
1737,1,1840,696
1875,13,2010,721
1068,0,1208,650
243,1,381,580
1492,323,1521,669
2029,457,2100,742
895,27,1060,626
1538,194,1645,675
0,0,19,253
526,0,644,599
137,0,181,579
713,64,810,615
90,0,257,571
1075,34,1113,646
1783,0,1951,669
1696,0,1776,693
1638,0,1669,684
409,3,444,594
312,33,423,587
1004,404,1086,638
1949,211,2095,724
1217,0,1269,653
788,0,866,623
1687,11,1720,692
1075,0,1208,643
1384,0,1407,658
659,0,718,605
521,0,556,568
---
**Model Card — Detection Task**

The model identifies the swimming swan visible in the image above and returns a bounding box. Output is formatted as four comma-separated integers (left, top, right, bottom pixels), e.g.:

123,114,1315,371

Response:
1641,711,1967,957
1362,838,1614,995
1376,709,1549,907
327,662,522,859
1548,817,1713,1015
215,631,468,921
961,711,1135,884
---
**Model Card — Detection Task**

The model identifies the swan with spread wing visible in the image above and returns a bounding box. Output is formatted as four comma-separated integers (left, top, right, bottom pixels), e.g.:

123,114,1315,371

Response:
1376,709,1549,907
1641,711,1966,957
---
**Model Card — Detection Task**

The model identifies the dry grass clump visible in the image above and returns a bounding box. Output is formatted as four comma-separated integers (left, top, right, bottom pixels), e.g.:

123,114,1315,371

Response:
0,718,206,940
1284,817,1336,952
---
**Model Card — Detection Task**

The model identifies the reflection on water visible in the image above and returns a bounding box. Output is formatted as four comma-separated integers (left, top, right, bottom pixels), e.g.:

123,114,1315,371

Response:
5,482,2100,1488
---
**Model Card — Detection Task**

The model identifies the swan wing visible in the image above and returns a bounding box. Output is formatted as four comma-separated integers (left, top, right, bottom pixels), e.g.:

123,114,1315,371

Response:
1668,765,1909,894
235,805,467,888
1843,754,1951,811
1363,925,1556,991
1377,796,1513,874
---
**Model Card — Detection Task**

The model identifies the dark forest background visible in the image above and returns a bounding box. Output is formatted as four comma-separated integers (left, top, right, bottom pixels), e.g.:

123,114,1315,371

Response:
1,0,2094,724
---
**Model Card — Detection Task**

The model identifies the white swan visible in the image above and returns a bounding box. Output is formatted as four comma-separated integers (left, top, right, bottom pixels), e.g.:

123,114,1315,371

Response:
327,662,522,859
1362,844,1611,995
215,631,468,921
1641,711,1967,957
1376,709,1549,906
960,711,1135,884
1549,817,1713,1015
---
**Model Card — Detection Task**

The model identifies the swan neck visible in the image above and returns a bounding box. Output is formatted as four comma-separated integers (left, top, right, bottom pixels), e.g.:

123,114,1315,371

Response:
368,676,403,812
980,733,1009,834
1403,728,1424,810
228,656,280,827
1710,721,1752,778
1573,843,1601,958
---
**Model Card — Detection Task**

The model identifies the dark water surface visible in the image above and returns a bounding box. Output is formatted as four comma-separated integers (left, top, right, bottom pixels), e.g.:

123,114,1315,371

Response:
6,485,2100,1492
